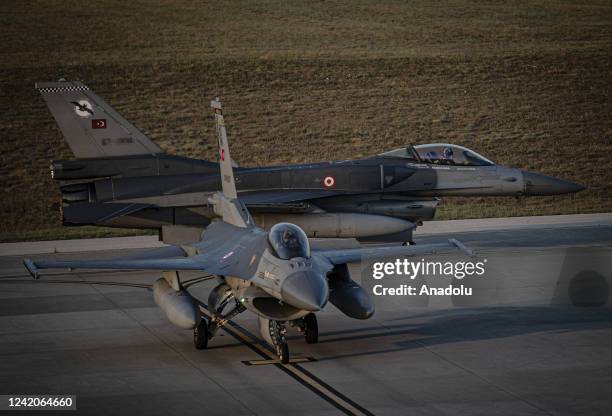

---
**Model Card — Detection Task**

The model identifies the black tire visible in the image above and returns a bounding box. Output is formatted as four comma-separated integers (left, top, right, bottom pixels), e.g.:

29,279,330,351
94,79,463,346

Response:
194,320,209,350
304,313,319,344
278,341,290,364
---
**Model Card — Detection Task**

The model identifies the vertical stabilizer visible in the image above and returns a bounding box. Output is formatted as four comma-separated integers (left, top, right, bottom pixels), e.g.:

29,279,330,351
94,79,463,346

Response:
210,99,253,228
36,81,163,158
211,98,238,199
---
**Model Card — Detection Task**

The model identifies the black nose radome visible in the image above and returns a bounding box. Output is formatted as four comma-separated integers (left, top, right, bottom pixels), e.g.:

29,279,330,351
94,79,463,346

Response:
522,171,585,196
281,271,329,311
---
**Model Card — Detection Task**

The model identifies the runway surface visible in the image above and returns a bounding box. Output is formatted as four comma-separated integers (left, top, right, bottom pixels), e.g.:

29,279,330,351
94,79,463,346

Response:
0,214,611,415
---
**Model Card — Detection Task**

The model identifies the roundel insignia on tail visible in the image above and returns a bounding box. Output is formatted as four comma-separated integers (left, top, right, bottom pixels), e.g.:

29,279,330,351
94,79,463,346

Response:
323,176,335,187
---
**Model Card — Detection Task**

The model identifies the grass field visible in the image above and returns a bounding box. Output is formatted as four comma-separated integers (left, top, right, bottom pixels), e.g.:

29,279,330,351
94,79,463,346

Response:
1,0,611,241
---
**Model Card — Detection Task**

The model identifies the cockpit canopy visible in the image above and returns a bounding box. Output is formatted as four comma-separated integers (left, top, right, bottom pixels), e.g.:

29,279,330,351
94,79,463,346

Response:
268,223,311,260
379,144,495,166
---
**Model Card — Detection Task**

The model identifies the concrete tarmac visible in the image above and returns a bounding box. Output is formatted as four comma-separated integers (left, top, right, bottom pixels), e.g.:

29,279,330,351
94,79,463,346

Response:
0,214,611,415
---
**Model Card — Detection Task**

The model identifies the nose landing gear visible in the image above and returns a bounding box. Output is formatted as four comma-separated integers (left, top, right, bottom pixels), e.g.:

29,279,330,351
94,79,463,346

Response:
269,320,289,364
259,314,321,364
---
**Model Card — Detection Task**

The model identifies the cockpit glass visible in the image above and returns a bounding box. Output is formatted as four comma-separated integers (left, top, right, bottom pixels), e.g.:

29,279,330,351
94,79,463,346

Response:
268,223,310,260
414,144,494,166
377,147,418,161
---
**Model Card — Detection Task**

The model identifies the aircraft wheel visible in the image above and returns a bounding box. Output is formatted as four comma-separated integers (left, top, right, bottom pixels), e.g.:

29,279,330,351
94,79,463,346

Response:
304,313,319,344
277,340,290,364
194,320,209,350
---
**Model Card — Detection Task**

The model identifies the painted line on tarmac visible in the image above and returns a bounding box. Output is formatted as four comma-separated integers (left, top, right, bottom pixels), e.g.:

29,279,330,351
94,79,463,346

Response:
242,357,316,365
3,276,374,415
201,307,374,416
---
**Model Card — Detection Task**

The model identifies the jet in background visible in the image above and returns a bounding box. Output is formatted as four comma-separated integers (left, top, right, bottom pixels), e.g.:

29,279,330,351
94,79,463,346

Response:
24,99,472,363
37,81,585,245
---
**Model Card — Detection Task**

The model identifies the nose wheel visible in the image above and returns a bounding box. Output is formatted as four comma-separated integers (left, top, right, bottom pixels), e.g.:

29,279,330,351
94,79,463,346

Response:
276,339,289,364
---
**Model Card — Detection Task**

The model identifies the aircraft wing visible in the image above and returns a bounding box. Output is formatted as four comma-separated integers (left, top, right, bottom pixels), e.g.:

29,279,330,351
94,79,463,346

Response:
314,239,473,265
23,246,250,280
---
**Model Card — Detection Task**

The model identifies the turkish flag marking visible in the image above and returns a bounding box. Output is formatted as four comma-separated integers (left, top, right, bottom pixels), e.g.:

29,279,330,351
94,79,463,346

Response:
221,148,225,161
92,119,107,129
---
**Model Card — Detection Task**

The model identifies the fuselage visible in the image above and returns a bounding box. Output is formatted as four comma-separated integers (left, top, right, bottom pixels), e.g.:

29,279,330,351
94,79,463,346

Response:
194,221,331,321
53,144,584,243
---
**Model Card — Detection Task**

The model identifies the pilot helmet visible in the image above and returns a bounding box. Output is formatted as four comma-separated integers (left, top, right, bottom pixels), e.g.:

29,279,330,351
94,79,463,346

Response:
443,147,454,160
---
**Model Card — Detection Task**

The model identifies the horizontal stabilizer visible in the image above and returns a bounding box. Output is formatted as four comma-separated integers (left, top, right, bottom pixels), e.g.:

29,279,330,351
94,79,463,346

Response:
62,202,151,225
448,238,474,256
23,259,40,280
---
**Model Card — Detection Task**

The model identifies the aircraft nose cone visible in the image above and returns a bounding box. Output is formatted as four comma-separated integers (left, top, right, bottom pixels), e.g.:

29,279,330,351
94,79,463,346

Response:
522,171,585,196
281,271,329,311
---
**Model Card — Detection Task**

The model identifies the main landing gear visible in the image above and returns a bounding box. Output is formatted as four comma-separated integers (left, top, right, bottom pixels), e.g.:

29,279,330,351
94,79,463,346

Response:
193,292,245,350
296,313,319,344
194,320,209,349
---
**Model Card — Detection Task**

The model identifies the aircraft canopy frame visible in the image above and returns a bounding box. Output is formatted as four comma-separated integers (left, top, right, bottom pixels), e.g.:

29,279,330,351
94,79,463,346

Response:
379,144,495,166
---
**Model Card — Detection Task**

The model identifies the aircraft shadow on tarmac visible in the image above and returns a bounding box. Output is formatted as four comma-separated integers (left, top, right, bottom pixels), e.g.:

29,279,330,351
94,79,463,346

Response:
311,306,612,362
416,226,612,248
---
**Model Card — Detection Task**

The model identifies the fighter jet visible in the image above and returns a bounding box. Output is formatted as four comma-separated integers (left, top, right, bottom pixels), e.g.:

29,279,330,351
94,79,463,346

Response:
37,81,585,245
23,99,472,363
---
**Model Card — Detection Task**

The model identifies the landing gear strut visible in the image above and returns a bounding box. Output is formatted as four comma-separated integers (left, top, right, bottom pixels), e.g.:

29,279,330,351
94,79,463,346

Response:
207,300,245,339
269,320,289,364
193,293,245,350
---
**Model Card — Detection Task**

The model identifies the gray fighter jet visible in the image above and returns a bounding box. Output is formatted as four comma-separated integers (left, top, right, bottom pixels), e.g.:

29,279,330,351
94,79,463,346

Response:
38,81,584,245
24,99,472,363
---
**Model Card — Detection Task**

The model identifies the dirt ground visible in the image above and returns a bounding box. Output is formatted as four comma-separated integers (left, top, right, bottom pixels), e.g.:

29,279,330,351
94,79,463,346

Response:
1,0,610,240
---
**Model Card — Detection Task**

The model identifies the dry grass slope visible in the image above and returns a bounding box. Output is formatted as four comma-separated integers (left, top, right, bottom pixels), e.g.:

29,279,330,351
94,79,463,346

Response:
1,0,611,241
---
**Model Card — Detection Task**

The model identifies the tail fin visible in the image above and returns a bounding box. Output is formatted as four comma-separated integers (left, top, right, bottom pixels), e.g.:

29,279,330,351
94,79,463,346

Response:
209,98,253,228
36,81,163,158
211,98,238,199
